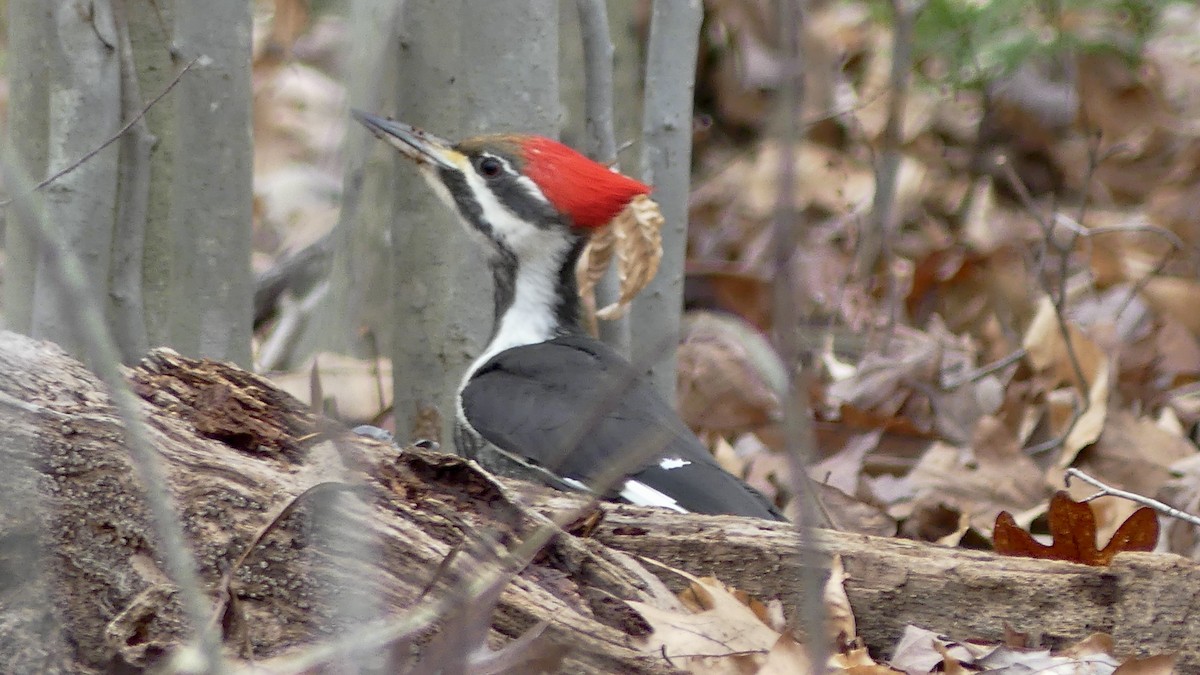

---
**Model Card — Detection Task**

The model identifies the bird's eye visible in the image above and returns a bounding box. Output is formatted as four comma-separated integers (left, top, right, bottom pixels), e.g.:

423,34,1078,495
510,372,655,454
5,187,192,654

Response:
477,156,504,179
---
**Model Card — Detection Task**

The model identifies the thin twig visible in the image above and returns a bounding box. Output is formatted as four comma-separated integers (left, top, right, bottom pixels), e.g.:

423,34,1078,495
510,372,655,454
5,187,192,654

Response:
942,348,1027,390
1000,160,1092,458
857,0,921,291
0,56,199,209
772,0,830,669
1065,468,1200,528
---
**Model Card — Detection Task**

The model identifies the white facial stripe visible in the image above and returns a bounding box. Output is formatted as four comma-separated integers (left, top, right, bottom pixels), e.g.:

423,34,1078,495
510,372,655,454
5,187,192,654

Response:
417,169,457,213
659,457,692,470
479,152,513,174
619,480,690,513
514,173,552,206
463,242,564,380
456,163,571,382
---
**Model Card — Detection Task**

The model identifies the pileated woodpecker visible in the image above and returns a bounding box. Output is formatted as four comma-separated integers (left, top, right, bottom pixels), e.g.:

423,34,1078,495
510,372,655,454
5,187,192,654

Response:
354,111,783,521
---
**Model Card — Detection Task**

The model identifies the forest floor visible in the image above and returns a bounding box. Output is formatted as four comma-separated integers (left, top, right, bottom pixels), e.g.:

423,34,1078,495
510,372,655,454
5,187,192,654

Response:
244,1,1200,671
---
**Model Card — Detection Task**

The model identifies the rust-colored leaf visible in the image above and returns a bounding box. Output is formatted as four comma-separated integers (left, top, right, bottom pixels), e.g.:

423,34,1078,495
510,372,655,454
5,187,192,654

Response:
1098,506,1159,562
994,491,1158,565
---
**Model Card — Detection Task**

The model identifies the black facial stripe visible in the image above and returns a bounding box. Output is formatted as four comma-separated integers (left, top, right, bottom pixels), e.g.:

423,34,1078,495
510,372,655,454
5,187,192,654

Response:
554,237,587,332
438,155,586,338
487,236,584,340
490,177,563,230
468,152,563,231
490,246,519,328
439,167,494,240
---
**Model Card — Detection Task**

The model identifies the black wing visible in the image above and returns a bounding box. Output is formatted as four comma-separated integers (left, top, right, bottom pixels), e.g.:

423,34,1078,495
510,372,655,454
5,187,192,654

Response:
460,335,783,520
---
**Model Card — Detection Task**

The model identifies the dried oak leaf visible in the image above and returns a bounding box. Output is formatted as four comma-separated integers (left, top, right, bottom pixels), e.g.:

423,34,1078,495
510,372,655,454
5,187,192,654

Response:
576,194,664,334
993,491,1158,566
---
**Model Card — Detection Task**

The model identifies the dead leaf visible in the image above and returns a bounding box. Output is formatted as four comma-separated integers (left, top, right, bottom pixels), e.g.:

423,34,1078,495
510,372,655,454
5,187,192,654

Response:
755,634,812,675
676,312,787,434
684,262,774,330
906,416,1046,534
993,491,1158,565
1141,276,1200,337
1078,408,1198,498
1113,653,1179,674
629,574,779,669
824,555,855,650
577,194,664,330
1022,295,1111,468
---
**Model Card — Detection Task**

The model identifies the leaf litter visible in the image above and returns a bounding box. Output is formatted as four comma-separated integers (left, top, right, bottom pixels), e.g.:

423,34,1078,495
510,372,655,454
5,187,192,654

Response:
243,0,1200,671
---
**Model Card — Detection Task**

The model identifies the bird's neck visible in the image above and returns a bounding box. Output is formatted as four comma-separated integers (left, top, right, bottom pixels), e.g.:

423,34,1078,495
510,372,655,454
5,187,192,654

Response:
466,236,588,377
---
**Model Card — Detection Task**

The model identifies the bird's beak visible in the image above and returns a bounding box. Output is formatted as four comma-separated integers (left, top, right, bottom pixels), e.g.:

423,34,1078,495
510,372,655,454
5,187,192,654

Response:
351,110,459,171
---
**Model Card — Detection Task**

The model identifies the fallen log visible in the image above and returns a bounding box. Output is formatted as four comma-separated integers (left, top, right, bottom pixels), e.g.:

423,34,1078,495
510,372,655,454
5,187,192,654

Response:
0,331,1193,672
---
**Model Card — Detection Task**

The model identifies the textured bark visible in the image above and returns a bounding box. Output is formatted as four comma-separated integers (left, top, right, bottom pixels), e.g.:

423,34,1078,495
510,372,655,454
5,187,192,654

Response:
4,0,249,367
0,330,1193,672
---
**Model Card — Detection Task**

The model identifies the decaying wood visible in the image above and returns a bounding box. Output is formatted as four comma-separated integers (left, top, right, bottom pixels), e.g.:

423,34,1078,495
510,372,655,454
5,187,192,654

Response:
0,330,1195,673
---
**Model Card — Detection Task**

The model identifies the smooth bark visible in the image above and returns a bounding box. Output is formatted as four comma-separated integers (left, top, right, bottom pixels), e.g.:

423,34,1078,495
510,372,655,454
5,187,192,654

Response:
630,0,703,402
167,0,254,366
30,1,121,357
2,0,52,334
292,0,400,364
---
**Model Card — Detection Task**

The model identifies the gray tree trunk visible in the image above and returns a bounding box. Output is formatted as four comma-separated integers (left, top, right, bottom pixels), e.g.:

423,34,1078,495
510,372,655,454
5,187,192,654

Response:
559,0,643,357
167,0,254,366
3,0,253,369
630,0,703,403
2,0,51,334
30,1,121,357
291,0,401,364
127,0,179,352
387,0,560,446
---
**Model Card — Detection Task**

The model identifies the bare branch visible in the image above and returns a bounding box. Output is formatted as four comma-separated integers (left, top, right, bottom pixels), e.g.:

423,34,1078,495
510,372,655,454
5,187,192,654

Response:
109,0,156,362
771,0,830,667
1065,468,1200,528
855,0,922,283
1000,160,1093,459
0,57,199,209
942,348,1027,390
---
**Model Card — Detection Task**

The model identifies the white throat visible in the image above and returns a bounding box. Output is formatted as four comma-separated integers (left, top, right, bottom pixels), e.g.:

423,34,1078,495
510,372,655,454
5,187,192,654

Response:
419,160,578,389
465,259,560,380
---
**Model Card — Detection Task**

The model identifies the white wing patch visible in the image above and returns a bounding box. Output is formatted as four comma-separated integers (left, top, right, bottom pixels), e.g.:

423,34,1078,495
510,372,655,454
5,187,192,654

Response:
560,476,592,492
620,480,690,514
659,457,692,470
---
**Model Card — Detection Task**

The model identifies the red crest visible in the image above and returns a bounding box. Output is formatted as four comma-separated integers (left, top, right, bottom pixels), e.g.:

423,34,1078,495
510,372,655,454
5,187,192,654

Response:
519,137,651,229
